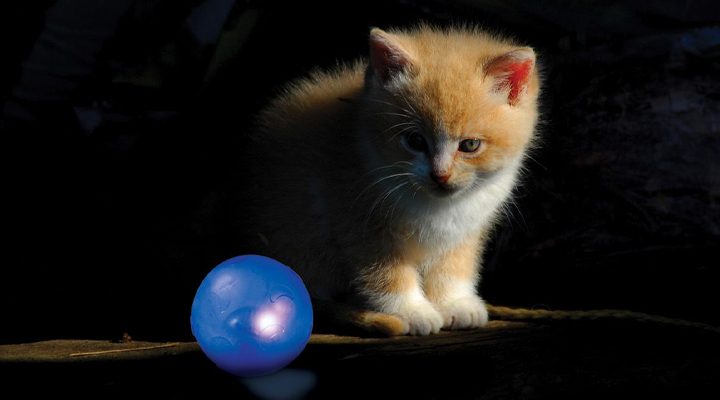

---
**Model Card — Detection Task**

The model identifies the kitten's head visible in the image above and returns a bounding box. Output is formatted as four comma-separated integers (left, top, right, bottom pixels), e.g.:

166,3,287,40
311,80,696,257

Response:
361,26,540,199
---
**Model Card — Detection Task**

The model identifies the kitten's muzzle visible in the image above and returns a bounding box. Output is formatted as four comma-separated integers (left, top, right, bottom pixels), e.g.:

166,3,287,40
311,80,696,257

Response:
429,172,457,195
430,171,451,186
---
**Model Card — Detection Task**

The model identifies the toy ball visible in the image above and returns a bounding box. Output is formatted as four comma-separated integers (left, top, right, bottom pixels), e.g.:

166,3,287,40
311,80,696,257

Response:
190,255,313,377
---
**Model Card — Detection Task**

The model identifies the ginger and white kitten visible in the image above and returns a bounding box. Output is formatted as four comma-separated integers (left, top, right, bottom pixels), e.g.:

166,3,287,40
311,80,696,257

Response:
240,25,540,335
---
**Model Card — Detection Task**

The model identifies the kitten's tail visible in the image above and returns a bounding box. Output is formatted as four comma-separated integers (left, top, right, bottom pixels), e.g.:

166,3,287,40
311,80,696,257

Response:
312,298,409,337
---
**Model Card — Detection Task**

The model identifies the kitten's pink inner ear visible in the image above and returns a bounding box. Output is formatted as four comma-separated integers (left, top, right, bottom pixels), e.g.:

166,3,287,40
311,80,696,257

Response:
369,29,412,83
485,49,535,105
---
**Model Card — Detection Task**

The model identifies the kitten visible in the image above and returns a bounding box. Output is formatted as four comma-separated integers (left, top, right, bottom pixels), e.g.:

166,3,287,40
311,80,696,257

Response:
238,25,540,336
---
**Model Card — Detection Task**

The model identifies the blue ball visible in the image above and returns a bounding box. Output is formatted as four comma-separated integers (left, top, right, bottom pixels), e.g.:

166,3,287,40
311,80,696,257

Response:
190,255,313,377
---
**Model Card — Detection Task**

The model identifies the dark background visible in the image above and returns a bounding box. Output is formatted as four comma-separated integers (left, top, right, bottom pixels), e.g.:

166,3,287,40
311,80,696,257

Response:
2,0,719,344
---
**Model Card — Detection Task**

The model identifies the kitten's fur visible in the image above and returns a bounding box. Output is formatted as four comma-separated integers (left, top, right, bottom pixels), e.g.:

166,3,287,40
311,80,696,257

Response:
239,25,540,335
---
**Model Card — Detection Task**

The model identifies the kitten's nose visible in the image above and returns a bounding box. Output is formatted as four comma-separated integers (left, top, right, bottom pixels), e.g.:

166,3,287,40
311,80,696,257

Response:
430,171,451,186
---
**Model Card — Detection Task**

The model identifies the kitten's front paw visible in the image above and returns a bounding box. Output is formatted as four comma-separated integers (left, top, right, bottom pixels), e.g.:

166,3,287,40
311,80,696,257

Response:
395,303,444,336
437,296,489,330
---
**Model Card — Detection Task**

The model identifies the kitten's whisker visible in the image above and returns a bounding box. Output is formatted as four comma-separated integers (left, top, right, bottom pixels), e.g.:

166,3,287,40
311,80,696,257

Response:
360,161,411,178
500,203,513,227
411,182,422,200
484,180,527,230
376,112,416,119
400,94,418,116
506,196,528,230
382,121,417,135
366,98,415,116
366,98,397,107
365,182,408,229
366,173,414,190
353,162,413,202
351,172,414,211
413,183,423,199
522,153,548,171
387,181,414,221
386,125,418,143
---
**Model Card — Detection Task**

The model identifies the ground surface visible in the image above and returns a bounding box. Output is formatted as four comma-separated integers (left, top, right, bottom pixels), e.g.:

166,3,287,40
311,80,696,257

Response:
3,319,719,399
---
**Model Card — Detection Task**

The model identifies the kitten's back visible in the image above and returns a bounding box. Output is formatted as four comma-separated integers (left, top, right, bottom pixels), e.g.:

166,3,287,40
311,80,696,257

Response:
256,62,366,139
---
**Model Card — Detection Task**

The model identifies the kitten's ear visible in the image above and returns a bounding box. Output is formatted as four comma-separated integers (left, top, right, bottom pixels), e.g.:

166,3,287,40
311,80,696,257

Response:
369,28,414,84
484,48,536,106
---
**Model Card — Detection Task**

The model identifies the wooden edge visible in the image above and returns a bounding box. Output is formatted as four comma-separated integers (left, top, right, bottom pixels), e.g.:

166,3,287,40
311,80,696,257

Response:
0,320,529,363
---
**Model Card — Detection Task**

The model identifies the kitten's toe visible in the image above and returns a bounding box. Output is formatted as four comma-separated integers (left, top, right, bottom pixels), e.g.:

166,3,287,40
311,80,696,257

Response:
438,296,489,330
396,304,444,336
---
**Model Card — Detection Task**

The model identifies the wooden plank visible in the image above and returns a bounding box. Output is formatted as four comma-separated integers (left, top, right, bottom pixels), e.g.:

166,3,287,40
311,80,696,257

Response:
0,320,527,362
1,319,718,398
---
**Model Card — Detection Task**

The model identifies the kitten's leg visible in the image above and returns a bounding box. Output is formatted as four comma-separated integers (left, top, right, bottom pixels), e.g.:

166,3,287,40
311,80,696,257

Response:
424,237,489,330
358,262,443,336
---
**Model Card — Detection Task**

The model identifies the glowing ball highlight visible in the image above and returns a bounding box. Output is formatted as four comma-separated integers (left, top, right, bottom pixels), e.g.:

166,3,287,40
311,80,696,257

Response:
190,255,313,376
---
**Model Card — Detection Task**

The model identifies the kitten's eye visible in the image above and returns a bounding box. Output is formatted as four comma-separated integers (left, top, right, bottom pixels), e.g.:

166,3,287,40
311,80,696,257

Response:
459,138,483,153
405,131,428,153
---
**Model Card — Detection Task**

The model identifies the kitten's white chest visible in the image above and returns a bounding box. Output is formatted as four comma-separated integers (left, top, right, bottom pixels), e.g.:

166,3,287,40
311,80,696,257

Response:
406,163,520,251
